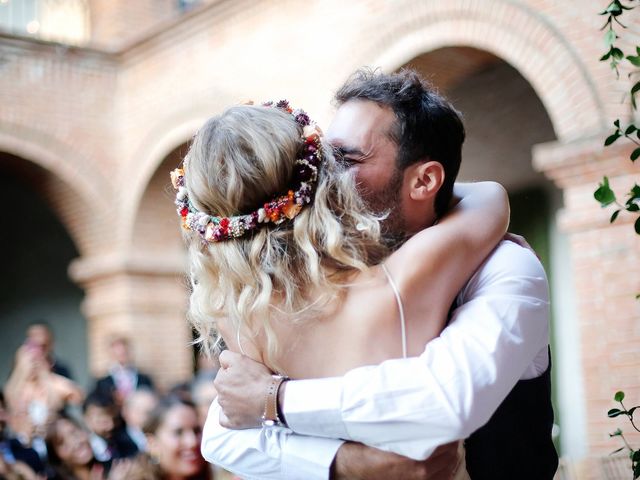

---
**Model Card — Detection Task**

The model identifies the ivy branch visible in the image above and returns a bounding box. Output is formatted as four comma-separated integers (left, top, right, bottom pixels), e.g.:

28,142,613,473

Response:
598,4,640,478
608,391,640,478
595,0,640,237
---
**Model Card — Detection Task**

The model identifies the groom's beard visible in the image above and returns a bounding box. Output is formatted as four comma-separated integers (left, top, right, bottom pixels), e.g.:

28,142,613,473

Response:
362,167,408,250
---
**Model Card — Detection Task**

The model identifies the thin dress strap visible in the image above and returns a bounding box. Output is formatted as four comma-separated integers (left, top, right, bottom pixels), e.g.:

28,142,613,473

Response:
236,329,246,355
381,263,408,359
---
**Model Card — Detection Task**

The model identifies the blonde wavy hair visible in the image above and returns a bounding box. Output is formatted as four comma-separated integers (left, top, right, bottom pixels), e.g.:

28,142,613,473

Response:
184,105,388,370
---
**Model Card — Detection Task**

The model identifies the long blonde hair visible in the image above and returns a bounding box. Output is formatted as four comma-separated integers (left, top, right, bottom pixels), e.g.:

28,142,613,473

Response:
184,105,387,369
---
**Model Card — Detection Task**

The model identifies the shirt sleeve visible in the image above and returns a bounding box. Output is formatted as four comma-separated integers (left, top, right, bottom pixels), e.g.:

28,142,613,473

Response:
201,399,344,480
284,241,550,460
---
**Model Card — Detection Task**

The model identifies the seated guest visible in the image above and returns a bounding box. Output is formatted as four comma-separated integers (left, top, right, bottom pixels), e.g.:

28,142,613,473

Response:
45,412,110,480
144,396,211,480
83,391,138,462
121,389,158,453
94,336,154,407
102,397,212,480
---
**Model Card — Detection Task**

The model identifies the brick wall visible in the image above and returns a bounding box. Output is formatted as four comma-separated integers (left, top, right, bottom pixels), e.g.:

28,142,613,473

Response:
88,0,180,50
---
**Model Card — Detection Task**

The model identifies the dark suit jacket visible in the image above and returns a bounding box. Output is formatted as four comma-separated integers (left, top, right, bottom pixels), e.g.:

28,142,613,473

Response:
94,369,155,402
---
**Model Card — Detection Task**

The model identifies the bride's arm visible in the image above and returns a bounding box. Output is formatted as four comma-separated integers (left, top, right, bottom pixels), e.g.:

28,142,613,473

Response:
385,181,509,327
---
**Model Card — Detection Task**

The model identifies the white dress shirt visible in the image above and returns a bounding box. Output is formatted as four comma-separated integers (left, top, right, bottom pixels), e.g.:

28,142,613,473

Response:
201,240,550,479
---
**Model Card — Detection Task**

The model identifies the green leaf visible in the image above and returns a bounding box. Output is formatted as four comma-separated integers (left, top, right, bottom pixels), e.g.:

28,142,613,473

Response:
613,47,625,60
633,84,640,111
611,428,623,437
630,185,640,199
615,391,626,402
625,124,637,135
595,178,617,207
631,147,640,161
633,449,640,461
605,132,621,146
635,216,640,234
612,58,621,73
615,119,621,128
628,55,640,67
611,209,621,222
607,2,622,15
605,29,618,47
609,408,625,417
628,203,640,212
601,51,612,61
611,446,626,455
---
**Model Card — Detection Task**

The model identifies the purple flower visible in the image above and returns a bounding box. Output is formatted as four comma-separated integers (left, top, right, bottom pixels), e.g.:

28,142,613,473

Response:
295,112,310,126
295,164,315,183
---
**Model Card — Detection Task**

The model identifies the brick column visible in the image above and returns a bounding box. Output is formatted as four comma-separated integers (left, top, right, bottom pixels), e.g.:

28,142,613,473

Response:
535,136,640,477
69,251,192,391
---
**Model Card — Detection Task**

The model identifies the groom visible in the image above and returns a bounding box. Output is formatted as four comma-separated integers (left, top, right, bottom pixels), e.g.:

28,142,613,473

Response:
212,69,558,479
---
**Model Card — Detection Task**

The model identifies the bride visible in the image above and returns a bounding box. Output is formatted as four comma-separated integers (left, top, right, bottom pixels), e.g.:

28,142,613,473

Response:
172,100,508,477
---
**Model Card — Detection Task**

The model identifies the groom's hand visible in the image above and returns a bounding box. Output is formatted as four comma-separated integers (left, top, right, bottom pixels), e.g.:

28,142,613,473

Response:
215,350,273,428
332,442,460,480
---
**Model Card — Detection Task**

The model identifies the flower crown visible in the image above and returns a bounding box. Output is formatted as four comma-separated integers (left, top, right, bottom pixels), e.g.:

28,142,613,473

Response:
170,100,324,243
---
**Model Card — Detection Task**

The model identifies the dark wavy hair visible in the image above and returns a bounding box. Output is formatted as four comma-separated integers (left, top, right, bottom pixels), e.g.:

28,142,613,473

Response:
45,412,102,480
335,68,465,217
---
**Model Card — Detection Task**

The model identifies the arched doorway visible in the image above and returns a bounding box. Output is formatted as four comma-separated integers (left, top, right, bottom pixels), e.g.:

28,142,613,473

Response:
121,142,194,390
131,144,186,258
0,152,89,387
401,47,585,457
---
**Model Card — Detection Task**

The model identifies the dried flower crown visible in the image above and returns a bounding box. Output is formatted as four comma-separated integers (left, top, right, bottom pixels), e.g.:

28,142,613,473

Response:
171,100,323,243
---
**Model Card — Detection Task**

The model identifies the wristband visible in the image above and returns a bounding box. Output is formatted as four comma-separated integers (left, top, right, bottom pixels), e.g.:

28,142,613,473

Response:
262,374,288,427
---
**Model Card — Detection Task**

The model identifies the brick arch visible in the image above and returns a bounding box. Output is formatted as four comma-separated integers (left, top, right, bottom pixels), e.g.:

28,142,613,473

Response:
354,0,605,142
121,115,205,247
122,90,239,246
0,127,110,254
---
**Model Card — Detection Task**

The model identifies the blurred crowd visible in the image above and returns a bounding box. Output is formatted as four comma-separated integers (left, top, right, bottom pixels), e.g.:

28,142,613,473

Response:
0,322,226,480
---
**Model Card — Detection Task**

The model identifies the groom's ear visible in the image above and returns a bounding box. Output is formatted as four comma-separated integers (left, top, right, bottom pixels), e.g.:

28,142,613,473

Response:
407,160,445,201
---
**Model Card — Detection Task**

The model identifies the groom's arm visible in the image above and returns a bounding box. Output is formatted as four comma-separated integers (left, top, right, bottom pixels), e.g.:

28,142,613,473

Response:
217,241,550,461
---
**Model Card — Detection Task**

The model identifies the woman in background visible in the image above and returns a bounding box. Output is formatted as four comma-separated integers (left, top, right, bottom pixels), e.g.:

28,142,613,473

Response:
107,396,212,480
45,413,108,480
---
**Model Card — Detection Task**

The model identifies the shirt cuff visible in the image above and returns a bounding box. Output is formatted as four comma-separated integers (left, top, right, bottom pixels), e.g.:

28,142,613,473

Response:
284,376,350,439
281,432,344,480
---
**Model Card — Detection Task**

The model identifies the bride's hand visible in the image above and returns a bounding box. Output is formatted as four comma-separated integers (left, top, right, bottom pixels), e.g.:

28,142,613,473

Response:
215,350,274,429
